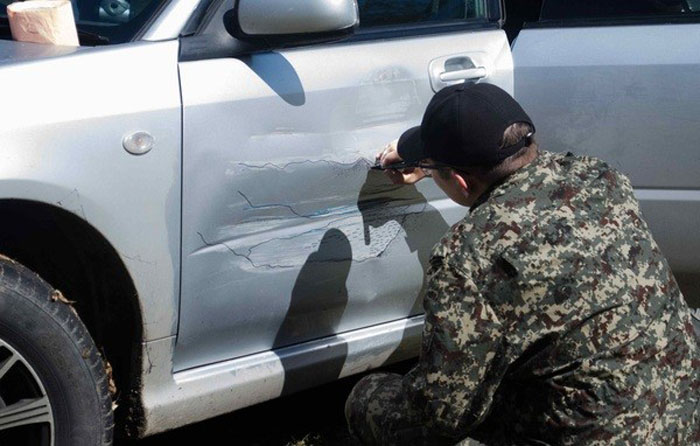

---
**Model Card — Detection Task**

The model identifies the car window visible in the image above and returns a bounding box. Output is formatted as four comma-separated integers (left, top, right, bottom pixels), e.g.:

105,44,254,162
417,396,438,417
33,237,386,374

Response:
540,0,697,21
0,0,167,44
357,0,489,28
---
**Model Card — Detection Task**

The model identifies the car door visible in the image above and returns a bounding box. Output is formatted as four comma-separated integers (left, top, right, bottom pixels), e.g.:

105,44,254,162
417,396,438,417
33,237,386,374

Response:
512,0,700,309
176,0,514,373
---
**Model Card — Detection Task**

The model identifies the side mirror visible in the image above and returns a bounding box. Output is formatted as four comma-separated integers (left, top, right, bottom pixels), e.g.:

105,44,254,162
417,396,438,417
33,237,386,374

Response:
226,0,359,47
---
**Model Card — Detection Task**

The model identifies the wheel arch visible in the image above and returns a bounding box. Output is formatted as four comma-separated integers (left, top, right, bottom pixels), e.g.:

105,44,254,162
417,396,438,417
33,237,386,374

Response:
0,198,146,437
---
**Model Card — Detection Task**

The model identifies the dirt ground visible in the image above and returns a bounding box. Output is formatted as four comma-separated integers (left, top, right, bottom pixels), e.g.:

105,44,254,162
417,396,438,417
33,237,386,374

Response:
116,360,416,446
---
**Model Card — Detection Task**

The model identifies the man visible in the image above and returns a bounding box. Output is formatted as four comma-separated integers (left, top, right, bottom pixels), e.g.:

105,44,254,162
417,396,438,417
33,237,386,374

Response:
345,83,699,445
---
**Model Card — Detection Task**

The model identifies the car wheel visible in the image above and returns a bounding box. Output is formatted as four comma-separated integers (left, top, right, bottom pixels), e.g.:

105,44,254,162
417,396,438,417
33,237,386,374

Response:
0,256,114,446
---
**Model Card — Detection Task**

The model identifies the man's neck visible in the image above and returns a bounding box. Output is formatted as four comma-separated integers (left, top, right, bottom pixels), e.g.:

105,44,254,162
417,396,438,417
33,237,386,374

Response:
468,146,540,209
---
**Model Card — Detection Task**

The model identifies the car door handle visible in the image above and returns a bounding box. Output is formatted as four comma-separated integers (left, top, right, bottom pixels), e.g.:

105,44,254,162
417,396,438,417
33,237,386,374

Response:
439,67,487,82
429,55,488,92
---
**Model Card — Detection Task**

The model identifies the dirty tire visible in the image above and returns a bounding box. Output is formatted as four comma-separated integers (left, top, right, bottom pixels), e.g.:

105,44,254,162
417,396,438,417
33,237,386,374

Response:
0,256,114,445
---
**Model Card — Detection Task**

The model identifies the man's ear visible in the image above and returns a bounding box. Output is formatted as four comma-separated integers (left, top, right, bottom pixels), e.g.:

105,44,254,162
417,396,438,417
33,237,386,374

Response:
452,170,470,193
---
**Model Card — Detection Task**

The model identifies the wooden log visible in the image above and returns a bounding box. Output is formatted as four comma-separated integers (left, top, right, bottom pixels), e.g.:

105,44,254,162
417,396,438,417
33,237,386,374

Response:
7,0,79,46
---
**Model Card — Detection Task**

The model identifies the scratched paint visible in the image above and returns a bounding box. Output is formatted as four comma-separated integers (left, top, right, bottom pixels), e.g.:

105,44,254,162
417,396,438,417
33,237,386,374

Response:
196,158,433,269
177,149,458,372
175,42,475,371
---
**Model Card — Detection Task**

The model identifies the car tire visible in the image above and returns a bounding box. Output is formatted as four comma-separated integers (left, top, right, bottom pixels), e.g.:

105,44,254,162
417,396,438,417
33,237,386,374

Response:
0,256,114,446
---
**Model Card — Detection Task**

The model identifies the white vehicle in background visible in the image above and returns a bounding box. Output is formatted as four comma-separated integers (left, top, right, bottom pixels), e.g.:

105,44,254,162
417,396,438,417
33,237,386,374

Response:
0,0,697,444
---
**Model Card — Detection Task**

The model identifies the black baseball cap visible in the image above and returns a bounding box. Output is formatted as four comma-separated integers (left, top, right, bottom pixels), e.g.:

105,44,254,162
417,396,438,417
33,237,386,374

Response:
397,83,535,168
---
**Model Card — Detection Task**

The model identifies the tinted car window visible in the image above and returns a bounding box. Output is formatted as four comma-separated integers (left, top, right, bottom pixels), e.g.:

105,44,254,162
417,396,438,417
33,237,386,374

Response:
0,0,167,44
540,0,693,20
358,0,488,28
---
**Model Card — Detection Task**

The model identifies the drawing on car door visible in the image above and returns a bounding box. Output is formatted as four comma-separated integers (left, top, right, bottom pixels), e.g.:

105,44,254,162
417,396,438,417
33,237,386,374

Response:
175,0,516,383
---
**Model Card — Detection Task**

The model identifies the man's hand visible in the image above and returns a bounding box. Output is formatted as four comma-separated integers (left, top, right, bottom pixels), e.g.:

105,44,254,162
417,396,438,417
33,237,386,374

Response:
376,139,427,185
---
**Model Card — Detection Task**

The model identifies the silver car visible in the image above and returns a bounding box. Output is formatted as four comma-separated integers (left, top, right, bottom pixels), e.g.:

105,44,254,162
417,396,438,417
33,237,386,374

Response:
0,0,697,444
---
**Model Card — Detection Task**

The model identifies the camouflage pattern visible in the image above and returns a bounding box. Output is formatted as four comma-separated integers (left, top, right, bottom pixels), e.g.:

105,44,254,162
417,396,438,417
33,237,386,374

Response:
346,150,700,445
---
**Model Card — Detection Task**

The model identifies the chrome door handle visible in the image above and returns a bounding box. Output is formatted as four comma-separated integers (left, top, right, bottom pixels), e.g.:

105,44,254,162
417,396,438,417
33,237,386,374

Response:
439,67,487,82
429,54,489,92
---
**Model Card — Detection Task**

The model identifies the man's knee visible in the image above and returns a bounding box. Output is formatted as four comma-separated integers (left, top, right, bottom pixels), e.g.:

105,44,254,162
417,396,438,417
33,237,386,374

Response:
345,372,410,445
345,372,490,446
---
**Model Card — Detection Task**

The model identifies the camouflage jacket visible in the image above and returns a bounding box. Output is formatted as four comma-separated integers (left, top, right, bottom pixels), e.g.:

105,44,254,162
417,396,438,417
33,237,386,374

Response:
404,150,699,445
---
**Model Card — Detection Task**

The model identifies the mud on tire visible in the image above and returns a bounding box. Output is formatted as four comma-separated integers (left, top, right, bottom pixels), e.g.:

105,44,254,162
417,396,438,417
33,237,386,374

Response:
0,256,114,445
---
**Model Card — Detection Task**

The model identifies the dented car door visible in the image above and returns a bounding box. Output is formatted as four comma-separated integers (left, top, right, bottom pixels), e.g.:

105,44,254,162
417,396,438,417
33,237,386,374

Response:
176,0,514,375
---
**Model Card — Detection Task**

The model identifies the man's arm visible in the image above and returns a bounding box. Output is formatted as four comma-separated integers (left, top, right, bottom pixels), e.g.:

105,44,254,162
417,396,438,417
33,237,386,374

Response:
404,260,509,439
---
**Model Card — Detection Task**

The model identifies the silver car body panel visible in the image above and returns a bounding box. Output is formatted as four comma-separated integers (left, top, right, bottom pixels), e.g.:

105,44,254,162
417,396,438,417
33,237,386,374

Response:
177,29,513,372
0,39,182,341
0,39,83,63
140,315,422,436
513,23,700,307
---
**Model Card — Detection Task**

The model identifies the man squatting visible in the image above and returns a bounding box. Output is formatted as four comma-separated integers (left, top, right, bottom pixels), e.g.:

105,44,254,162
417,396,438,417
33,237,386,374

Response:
345,83,699,445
